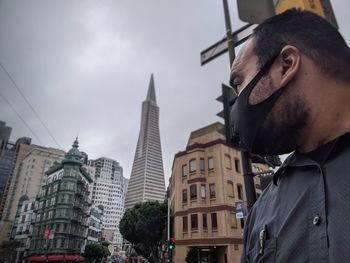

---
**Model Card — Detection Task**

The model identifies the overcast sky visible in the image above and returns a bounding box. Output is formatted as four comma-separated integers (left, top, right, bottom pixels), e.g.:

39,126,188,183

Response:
1,0,349,185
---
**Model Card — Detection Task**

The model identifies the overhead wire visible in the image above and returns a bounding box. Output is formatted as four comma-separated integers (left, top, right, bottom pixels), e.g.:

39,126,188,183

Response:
0,91,44,145
0,61,62,148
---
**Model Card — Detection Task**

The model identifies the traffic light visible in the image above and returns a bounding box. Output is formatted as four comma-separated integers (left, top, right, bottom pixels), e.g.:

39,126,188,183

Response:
167,238,176,251
217,83,237,146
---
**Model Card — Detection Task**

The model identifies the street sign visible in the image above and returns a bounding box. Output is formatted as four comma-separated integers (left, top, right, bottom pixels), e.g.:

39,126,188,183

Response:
274,0,324,17
236,0,338,29
237,0,275,24
200,24,257,66
235,201,248,219
273,0,338,28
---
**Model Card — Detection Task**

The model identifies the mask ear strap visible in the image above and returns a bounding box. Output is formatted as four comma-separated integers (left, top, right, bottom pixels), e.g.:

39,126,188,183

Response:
244,55,279,98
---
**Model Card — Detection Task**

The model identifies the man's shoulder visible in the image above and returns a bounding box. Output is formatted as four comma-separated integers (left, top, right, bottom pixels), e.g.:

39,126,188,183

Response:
247,182,277,222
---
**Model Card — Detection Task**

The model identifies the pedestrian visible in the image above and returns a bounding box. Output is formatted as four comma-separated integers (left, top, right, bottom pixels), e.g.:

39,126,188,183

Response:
229,8,350,263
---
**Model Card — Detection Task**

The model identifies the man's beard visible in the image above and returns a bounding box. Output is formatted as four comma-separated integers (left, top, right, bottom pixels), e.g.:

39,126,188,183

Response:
254,93,310,155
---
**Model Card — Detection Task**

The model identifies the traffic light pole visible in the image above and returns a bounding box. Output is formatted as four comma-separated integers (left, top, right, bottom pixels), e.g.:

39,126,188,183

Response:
223,0,257,210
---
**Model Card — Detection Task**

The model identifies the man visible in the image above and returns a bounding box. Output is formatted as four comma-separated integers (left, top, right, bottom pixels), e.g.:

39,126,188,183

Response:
229,9,350,263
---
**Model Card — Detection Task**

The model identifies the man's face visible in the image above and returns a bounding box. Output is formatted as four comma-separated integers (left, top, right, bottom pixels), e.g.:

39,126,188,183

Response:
230,39,310,154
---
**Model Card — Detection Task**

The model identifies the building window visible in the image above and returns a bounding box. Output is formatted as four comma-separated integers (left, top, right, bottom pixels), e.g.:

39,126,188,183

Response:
200,158,205,171
225,154,232,169
237,184,243,200
183,216,188,232
189,159,196,173
53,184,58,192
211,213,218,229
191,214,198,230
209,184,216,199
200,184,206,199
190,185,197,200
208,157,214,170
240,218,245,229
230,212,237,228
234,158,241,173
182,165,188,177
182,189,188,203
228,182,234,197
48,211,53,219
202,214,208,229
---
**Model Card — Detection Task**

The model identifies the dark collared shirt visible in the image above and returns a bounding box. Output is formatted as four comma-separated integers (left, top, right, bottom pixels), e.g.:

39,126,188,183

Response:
241,133,350,263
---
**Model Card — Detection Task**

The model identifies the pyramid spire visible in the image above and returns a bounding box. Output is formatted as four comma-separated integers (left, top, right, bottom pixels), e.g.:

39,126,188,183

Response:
146,73,157,105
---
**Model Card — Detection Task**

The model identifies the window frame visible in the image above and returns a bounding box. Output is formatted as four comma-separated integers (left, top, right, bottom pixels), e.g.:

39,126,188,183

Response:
234,158,241,173
209,183,216,199
200,184,206,199
208,157,214,170
211,213,218,229
182,189,188,203
191,214,198,230
190,184,197,200
202,213,208,229
189,159,196,173
237,184,243,200
182,164,188,177
200,158,205,171
183,216,188,232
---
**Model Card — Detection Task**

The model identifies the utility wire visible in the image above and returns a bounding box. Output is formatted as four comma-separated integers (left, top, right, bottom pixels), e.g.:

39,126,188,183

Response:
0,91,44,145
0,62,62,148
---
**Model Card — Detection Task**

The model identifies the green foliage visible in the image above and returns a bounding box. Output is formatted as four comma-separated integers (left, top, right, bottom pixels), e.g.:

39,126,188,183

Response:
84,243,110,262
119,201,167,262
186,248,198,263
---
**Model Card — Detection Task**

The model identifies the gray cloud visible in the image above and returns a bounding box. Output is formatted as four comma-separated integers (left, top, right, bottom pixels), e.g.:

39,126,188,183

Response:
0,0,349,184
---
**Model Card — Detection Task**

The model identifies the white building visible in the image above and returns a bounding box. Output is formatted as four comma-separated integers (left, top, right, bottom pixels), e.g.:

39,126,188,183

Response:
90,157,127,249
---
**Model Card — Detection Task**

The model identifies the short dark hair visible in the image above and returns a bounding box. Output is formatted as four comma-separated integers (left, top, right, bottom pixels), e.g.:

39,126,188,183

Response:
252,9,350,83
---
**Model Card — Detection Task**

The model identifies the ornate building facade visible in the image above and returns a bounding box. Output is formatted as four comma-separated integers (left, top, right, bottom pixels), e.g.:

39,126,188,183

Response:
28,139,92,260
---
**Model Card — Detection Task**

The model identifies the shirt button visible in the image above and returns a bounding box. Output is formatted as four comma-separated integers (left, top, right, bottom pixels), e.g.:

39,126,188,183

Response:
313,215,321,226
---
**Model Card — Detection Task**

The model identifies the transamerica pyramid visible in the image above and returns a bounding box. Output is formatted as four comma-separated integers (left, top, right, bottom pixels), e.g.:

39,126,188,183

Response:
125,74,166,209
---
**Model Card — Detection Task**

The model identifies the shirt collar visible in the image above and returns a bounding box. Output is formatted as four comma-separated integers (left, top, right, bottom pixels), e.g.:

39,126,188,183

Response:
272,133,348,185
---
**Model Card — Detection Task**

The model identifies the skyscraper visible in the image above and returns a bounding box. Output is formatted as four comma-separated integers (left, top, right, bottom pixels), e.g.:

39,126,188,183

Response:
125,74,166,209
89,157,126,249
0,121,33,220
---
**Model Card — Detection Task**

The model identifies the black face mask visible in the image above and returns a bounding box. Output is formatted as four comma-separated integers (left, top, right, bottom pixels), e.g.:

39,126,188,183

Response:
231,55,287,154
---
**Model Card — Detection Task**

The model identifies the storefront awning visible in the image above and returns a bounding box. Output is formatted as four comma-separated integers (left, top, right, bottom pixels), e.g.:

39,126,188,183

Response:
26,254,85,262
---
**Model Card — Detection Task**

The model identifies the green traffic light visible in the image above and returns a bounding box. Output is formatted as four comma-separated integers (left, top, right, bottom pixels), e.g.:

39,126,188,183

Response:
168,245,174,250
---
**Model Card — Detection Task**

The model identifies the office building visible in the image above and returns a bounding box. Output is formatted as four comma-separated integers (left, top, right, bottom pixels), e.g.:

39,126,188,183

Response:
125,74,165,209
90,157,126,249
168,123,266,263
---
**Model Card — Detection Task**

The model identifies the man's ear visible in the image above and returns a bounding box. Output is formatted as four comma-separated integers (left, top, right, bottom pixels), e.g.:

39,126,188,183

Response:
278,45,301,87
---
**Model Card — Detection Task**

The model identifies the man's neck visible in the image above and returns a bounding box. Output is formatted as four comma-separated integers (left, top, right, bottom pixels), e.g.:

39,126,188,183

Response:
298,79,350,153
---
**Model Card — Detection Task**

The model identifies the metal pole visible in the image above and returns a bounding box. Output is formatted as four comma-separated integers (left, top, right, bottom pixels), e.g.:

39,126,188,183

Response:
167,197,171,263
241,151,257,210
222,0,235,66
222,0,257,211
167,198,170,241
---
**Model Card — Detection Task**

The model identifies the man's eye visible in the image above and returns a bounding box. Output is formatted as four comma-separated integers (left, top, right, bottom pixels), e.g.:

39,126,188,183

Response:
232,83,242,94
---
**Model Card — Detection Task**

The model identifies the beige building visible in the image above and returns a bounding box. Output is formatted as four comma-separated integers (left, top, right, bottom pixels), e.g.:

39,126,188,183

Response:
168,123,267,263
0,146,65,243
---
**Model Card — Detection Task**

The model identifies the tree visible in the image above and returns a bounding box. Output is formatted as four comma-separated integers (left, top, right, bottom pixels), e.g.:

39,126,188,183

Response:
186,248,198,263
119,201,167,263
84,243,110,263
